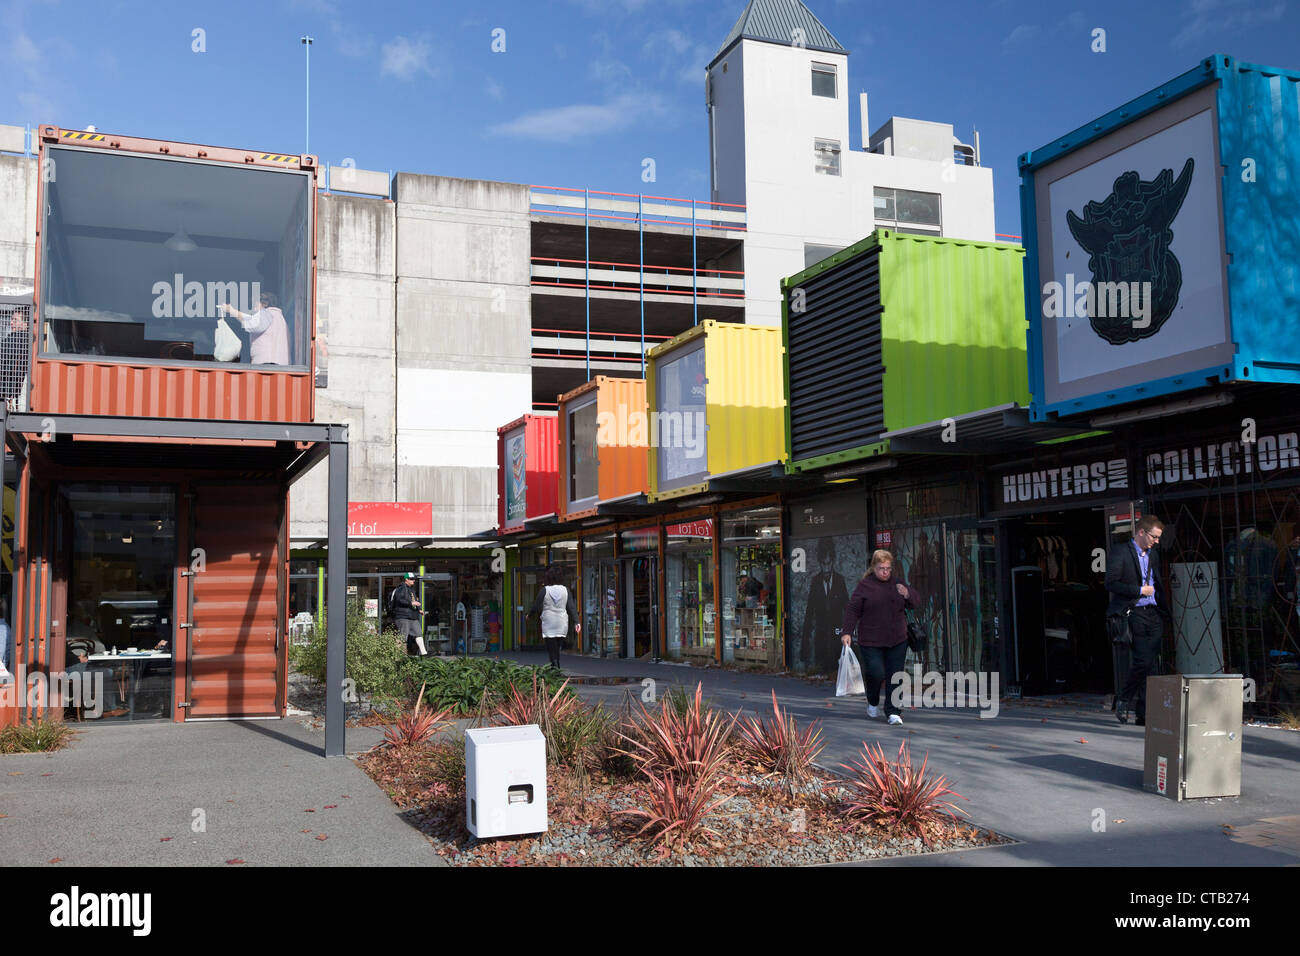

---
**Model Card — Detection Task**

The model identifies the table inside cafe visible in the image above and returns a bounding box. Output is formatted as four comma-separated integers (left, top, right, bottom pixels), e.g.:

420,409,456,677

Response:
85,648,173,720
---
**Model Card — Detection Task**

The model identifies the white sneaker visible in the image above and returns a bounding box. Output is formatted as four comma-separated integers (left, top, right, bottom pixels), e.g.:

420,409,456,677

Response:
867,704,880,718
888,714,904,726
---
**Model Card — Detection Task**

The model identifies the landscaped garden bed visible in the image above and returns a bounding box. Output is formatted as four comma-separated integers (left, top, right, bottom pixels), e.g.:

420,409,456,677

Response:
356,674,1013,866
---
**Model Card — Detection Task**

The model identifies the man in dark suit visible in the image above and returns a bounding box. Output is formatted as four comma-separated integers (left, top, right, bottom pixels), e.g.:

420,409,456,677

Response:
799,537,850,673
1105,514,1171,725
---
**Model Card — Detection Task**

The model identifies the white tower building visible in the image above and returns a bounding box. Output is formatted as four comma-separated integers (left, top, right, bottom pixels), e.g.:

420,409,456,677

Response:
708,0,997,326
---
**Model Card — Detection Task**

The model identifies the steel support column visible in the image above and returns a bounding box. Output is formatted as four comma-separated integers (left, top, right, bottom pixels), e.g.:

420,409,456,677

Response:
324,429,349,757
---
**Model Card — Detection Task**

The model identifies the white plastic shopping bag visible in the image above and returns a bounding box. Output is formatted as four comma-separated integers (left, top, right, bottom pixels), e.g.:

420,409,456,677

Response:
214,318,243,362
835,644,864,697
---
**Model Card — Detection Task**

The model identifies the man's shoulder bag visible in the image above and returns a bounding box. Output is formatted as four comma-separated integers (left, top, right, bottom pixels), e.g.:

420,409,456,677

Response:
1106,606,1133,646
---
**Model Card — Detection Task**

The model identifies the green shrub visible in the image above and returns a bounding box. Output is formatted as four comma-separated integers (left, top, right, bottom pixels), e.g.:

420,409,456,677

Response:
404,656,566,715
0,719,74,753
294,600,407,701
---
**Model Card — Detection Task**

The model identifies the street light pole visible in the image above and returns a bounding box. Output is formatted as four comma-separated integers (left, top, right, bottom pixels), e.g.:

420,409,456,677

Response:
301,35,314,156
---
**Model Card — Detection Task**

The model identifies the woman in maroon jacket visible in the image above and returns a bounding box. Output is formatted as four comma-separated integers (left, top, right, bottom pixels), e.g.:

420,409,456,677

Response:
840,550,920,725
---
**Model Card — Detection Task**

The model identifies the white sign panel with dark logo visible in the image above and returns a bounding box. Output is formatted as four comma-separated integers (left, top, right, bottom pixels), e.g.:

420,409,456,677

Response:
1170,562,1223,675
1032,87,1233,407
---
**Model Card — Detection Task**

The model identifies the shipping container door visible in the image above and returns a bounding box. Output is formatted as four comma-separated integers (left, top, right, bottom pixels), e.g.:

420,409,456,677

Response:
186,483,284,718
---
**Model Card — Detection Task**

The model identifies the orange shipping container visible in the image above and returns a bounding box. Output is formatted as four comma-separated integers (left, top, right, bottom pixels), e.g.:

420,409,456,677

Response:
557,376,649,519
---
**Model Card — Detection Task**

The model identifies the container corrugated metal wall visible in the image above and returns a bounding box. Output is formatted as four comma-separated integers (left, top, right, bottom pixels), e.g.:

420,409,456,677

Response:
597,377,649,501
186,483,284,718
647,322,785,498
498,414,559,532
783,231,1027,472
31,360,313,422
878,234,1028,433
1217,59,1300,380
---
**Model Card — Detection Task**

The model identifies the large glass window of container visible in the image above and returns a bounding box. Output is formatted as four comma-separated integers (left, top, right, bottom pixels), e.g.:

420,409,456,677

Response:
568,396,599,508
664,522,714,661
720,508,783,666
655,343,708,491
62,484,176,722
40,146,311,367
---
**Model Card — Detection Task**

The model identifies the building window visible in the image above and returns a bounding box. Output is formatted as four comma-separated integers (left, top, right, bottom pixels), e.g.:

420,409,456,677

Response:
874,187,942,234
811,62,836,98
804,243,843,269
814,139,841,176
39,147,312,368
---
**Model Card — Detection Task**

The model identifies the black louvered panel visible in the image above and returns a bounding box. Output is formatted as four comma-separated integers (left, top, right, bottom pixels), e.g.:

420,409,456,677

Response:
788,246,885,463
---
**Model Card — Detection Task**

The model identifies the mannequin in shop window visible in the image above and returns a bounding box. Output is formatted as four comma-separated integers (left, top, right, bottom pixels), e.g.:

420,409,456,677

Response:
799,537,849,673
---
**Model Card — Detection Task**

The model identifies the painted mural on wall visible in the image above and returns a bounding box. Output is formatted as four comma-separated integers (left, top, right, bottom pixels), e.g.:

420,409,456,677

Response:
787,494,867,675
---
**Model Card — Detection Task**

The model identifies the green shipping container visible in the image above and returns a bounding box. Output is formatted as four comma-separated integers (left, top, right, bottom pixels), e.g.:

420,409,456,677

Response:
781,229,1028,473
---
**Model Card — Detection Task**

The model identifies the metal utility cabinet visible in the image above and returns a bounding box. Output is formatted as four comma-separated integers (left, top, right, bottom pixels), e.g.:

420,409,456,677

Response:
1143,674,1243,800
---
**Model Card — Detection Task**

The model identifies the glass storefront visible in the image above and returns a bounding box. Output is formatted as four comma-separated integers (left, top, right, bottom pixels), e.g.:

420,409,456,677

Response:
787,492,868,674
581,534,617,656
665,523,713,662
720,508,783,666
62,484,176,721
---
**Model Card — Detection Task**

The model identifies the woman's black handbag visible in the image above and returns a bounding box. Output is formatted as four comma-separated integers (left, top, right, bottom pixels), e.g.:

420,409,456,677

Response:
906,617,927,655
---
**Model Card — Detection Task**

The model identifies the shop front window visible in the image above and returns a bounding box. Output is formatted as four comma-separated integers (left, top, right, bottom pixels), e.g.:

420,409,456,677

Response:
787,492,868,675
720,508,783,667
41,146,312,367
62,484,176,721
665,522,714,661
582,534,616,656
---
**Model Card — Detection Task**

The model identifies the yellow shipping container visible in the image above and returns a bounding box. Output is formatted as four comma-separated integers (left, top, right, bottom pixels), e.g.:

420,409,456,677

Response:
646,321,785,501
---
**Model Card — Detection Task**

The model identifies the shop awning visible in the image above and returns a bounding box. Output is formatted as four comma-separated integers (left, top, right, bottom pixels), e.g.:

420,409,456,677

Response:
880,404,1099,455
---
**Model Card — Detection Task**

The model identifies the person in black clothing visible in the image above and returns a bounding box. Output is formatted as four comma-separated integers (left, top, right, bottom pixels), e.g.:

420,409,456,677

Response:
390,572,426,656
799,537,849,673
1105,514,1171,725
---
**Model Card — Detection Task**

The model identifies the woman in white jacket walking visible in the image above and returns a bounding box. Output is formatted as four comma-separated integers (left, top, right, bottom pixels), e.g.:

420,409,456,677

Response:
528,565,581,673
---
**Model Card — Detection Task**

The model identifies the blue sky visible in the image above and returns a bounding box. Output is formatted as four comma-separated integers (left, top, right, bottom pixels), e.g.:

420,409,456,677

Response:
5,0,1298,237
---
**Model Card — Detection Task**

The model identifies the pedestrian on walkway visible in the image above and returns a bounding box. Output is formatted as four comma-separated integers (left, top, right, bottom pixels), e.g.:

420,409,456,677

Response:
1106,515,1171,726
390,572,426,657
841,550,920,725
529,565,580,674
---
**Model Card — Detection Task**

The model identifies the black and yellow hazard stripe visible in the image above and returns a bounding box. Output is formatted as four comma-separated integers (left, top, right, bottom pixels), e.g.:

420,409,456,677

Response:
258,153,300,164
61,130,106,142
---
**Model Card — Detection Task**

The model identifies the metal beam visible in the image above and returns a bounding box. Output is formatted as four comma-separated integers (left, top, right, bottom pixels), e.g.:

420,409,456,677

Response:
324,430,348,757
285,440,330,486
5,413,342,444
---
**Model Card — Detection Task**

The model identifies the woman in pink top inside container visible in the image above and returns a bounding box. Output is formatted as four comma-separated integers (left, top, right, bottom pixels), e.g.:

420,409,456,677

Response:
219,291,290,366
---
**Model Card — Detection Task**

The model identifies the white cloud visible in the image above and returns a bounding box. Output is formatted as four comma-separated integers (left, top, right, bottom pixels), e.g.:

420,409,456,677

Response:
486,77,505,102
1001,23,1040,48
1171,0,1286,48
642,28,711,86
488,92,668,143
380,35,438,81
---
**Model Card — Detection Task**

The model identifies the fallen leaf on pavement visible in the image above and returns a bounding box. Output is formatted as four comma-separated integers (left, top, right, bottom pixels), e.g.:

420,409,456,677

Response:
160,837,173,842
225,859,245,864
1078,738,1088,744
315,834,329,841
323,804,338,809
304,808,316,812
1113,819,1125,824
48,858,62,864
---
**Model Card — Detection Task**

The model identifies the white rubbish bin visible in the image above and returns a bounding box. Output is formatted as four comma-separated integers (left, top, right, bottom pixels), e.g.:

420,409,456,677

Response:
465,724,548,838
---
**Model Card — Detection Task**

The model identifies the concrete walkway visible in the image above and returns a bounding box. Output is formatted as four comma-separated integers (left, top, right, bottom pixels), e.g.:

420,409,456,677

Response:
501,648,1300,867
0,717,447,867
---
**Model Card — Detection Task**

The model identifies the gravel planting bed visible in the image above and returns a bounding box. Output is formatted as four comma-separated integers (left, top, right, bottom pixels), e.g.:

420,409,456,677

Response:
359,738,1013,867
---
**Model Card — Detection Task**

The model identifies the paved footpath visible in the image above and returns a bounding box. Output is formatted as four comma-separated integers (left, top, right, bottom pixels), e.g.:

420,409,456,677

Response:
0,716,447,867
503,649,1300,867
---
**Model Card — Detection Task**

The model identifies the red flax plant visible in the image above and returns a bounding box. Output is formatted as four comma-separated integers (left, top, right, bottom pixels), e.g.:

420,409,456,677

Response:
734,689,825,793
381,682,452,750
615,683,738,849
838,740,968,847
492,674,585,766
